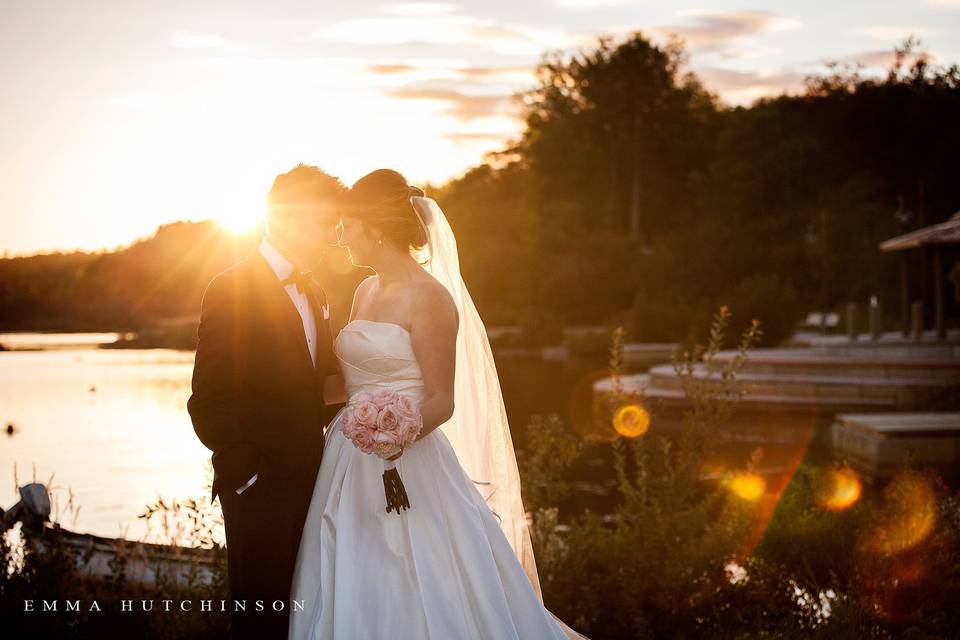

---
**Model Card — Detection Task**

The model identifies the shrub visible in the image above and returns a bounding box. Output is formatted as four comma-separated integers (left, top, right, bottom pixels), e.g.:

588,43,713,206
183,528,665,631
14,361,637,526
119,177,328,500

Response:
519,307,960,638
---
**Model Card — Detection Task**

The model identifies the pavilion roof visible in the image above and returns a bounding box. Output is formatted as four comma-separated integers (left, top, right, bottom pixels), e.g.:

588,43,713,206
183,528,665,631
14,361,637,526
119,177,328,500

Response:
880,210,960,252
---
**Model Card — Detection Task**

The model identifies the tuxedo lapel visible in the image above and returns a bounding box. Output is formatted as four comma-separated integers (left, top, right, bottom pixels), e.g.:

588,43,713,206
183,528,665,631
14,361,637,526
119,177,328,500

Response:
249,250,316,372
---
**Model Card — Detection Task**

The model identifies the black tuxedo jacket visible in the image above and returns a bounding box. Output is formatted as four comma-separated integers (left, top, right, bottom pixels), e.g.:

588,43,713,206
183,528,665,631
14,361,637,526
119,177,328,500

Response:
188,250,340,503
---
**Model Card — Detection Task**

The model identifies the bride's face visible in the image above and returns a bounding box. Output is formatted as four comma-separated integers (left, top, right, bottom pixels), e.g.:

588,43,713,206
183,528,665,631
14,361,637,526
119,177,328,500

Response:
339,216,378,267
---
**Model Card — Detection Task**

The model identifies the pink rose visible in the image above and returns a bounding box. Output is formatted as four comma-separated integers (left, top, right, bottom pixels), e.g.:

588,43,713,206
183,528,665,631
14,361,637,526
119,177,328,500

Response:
398,416,421,444
371,390,400,410
376,406,402,434
353,401,379,428
372,430,402,458
394,395,419,422
353,428,377,454
340,411,359,438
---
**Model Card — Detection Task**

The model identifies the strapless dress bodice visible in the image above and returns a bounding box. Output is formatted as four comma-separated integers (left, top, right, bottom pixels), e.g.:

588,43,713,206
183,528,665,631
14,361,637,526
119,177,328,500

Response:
335,319,425,403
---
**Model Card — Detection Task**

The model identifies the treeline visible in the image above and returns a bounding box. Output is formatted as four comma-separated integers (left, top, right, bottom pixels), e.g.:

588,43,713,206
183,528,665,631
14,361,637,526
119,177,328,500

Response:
0,220,367,332
436,36,960,346
0,217,374,337
0,222,253,331
1,36,958,346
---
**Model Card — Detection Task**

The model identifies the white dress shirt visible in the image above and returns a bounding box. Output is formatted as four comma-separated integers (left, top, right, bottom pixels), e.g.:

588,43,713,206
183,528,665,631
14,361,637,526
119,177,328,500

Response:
236,237,320,495
259,237,319,364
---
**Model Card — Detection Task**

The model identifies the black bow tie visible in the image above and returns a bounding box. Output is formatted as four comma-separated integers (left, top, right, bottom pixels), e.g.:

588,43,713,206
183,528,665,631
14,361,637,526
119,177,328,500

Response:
281,269,314,294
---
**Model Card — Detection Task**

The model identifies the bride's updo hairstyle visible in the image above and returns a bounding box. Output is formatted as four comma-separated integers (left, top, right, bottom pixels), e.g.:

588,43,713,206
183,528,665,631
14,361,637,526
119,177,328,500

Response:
345,169,428,252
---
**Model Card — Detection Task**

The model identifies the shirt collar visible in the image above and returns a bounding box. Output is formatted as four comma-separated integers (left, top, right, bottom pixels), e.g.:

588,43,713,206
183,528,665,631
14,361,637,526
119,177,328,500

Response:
258,237,294,281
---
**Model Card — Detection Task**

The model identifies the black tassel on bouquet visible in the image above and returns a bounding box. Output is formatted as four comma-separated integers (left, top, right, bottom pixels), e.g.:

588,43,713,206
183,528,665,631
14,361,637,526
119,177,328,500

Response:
383,466,411,514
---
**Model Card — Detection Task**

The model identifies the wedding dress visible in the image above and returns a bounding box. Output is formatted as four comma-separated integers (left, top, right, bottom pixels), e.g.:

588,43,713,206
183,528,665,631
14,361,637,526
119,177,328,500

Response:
289,196,588,640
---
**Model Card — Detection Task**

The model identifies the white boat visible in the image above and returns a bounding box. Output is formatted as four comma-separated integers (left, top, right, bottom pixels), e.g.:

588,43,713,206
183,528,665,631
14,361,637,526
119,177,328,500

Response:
1,483,218,586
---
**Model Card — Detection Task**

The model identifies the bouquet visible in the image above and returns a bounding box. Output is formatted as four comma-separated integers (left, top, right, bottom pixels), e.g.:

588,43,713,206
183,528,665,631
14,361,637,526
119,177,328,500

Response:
340,390,423,514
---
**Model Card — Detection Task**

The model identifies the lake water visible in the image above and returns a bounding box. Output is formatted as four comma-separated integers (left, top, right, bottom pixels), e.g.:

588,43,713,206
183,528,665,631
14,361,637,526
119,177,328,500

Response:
0,334,207,541
0,333,823,543
0,333,606,542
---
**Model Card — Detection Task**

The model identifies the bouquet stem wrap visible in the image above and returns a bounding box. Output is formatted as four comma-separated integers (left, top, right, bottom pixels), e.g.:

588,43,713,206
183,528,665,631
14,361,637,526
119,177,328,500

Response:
382,459,411,514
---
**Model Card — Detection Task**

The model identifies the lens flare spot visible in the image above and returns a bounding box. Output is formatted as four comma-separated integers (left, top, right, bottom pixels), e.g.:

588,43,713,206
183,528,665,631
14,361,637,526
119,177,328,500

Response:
820,467,863,511
863,472,937,555
613,404,650,438
729,472,766,502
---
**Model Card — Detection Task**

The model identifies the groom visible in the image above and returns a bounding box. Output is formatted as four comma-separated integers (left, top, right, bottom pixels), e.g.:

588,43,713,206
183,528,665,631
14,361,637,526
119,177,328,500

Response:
188,164,344,639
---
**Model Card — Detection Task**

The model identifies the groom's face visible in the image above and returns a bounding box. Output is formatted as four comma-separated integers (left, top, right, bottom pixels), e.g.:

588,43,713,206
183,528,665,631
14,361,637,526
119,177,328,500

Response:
270,196,340,266
300,197,340,264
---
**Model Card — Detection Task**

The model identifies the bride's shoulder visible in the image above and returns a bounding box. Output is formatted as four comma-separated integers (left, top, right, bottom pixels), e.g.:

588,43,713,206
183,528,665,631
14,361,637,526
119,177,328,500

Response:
356,274,379,296
349,275,379,317
355,274,382,300
412,275,458,328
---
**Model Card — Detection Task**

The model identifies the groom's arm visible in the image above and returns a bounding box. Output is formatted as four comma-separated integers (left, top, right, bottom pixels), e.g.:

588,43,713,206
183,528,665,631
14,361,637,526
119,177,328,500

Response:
188,275,259,490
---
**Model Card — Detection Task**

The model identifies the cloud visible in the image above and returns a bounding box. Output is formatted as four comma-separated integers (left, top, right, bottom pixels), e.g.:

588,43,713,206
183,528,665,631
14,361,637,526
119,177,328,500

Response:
694,44,938,106
694,65,806,105
838,49,902,68
386,85,514,119
715,45,782,61
169,32,226,49
369,63,421,74
696,66,805,90
317,13,582,57
468,23,584,55
454,65,534,80
318,17,460,46
368,61,533,82
442,131,511,143
826,48,936,69
925,0,960,7
649,10,802,55
856,26,937,41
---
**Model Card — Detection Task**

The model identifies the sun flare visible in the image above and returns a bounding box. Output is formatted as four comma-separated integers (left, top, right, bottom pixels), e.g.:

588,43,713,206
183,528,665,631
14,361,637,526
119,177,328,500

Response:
729,472,766,502
214,207,266,233
819,467,862,511
613,404,650,438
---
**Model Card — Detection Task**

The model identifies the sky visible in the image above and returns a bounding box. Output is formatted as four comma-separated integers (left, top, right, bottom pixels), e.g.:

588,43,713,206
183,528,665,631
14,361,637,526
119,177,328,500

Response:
1,0,958,256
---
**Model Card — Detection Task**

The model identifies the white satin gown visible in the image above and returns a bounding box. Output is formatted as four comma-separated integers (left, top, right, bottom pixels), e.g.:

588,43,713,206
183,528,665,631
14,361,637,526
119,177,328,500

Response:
288,319,577,639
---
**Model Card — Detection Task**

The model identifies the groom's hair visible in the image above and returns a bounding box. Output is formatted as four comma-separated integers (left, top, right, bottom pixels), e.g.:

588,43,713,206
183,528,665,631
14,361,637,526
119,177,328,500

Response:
266,164,345,223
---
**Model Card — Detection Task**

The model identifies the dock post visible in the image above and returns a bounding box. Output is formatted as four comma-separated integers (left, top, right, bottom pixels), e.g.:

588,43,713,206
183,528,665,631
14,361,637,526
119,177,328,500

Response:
846,302,857,341
934,246,945,340
869,297,882,341
910,300,924,341
899,253,909,337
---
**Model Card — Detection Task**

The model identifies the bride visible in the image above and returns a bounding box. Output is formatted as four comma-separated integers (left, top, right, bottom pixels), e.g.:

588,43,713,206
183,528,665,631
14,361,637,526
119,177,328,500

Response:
289,169,588,640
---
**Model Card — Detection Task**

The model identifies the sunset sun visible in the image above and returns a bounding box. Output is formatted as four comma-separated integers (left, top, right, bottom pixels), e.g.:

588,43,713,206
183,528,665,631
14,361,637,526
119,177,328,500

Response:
214,206,266,233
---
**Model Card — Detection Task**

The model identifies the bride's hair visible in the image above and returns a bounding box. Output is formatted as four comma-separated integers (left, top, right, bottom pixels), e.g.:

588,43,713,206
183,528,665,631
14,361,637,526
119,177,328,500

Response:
346,169,427,252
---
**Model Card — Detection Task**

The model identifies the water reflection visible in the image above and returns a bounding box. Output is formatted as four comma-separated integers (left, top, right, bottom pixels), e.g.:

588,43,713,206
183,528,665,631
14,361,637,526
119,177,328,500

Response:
0,340,207,541
0,332,122,350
